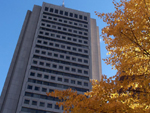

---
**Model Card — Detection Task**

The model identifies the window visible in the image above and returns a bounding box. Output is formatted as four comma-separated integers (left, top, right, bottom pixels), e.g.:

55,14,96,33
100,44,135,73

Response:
55,105,59,109
45,32,49,36
79,40,82,43
64,79,69,83
47,24,50,27
78,59,82,62
50,8,53,12
84,25,87,28
43,16,47,18
67,46,71,50
41,51,46,55
84,82,88,86
55,44,59,47
72,57,76,61
78,81,82,85
40,102,45,107
71,80,75,84
59,19,62,22
53,18,57,21
27,85,32,90
55,9,58,13
39,62,44,65
48,17,52,20
62,36,66,39
48,52,52,56
63,28,67,31
49,43,53,46
32,101,37,105
79,32,82,34
24,99,30,104
73,48,76,51
65,12,68,16
79,15,82,19
35,50,40,53
64,20,67,23
66,56,70,60
74,14,78,18
67,37,71,40
84,16,87,20
78,69,82,73
54,54,58,57
84,41,88,44
58,77,62,81
45,7,48,11
30,72,35,76
37,73,42,77
58,27,61,30
73,39,77,41
70,13,73,17
37,40,41,43
34,86,40,91
46,63,50,67
51,76,55,80
42,88,47,92
68,29,72,32
84,60,88,63
56,35,60,38
53,64,57,68
84,33,88,35
78,49,82,52
84,71,88,74
47,103,52,108
72,68,76,72
44,75,49,79
65,67,69,71
60,55,64,58
33,60,37,64
60,10,63,15
84,50,88,53
61,45,65,49
49,89,54,92
59,66,63,69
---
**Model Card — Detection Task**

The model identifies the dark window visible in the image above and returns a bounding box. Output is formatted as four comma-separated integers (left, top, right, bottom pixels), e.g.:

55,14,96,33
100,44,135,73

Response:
47,103,52,108
60,55,64,58
59,19,62,22
42,88,47,92
41,51,46,55
79,40,82,43
55,44,59,47
46,63,50,67
50,8,53,12
64,20,67,23
72,57,76,61
24,99,30,104
74,23,77,25
48,52,52,56
49,43,53,46
73,39,77,41
37,40,41,43
53,18,57,21
78,69,82,73
78,49,82,52
79,32,82,34
60,10,63,15
51,76,55,80
72,68,76,72
59,66,63,69
58,27,61,30
84,25,87,28
34,86,40,91
84,71,88,74
54,54,58,57
69,21,72,24
65,12,68,16
30,72,35,76
66,56,70,59
67,37,71,40
43,16,47,18
48,17,52,20
65,67,69,71
64,79,69,83
62,36,66,39
45,7,48,11
39,31,43,34
84,41,88,44
84,33,87,35
39,62,44,65
79,15,82,19
71,80,75,84
33,60,37,64
70,13,73,17
56,35,60,38
32,101,37,105
74,14,78,18
53,64,57,68
73,48,76,51
47,24,50,27
74,30,77,33
27,85,32,89
45,32,49,36
58,77,62,81
49,89,54,92
67,46,71,50
84,82,88,86
37,73,42,77
63,28,67,31
78,81,82,85
55,105,59,109
44,75,49,79
61,45,65,48
55,9,58,13
84,16,87,20
84,50,88,53
35,50,40,53
68,29,72,32
78,59,82,62
84,60,88,63
40,102,45,107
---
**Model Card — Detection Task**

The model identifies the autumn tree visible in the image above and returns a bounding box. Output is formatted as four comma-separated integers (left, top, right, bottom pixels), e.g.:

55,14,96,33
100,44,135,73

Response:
47,0,150,112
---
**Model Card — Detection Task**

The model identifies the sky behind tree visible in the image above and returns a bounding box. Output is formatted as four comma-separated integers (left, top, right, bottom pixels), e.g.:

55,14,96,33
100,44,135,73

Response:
0,0,118,94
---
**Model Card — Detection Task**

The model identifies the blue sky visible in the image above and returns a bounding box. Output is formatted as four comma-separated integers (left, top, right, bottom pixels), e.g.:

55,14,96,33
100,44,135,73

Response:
0,0,118,94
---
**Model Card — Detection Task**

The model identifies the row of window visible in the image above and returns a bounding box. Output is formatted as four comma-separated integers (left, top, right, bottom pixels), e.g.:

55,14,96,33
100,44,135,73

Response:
44,7,88,21
33,55,89,69
39,22,88,40
42,15,88,29
30,72,89,86
28,78,89,92
35,45,89,58
36,39,88,54
37,36,88,49
32,59,88,75
40,23,88,36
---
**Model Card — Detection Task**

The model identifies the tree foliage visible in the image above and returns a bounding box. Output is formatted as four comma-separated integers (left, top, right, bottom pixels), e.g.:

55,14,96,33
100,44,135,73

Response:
47,0,150,112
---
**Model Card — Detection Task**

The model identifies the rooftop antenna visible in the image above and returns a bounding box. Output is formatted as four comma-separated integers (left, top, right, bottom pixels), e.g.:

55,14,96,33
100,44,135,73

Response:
62,0,65,7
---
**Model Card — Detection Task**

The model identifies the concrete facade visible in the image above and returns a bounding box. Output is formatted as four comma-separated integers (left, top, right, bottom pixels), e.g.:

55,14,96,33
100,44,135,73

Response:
0,2,102,113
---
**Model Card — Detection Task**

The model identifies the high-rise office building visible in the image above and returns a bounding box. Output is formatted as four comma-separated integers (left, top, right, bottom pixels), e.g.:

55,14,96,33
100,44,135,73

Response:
0,2,101,113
